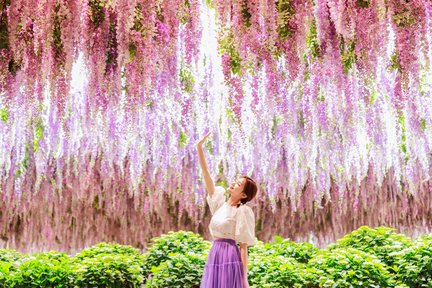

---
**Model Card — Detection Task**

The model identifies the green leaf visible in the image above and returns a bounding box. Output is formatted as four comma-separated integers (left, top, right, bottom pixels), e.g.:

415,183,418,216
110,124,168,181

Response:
0,107,8,123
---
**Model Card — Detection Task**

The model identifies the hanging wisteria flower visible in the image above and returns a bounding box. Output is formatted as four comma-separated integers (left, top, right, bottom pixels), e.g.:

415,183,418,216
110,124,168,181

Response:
0,0,430,253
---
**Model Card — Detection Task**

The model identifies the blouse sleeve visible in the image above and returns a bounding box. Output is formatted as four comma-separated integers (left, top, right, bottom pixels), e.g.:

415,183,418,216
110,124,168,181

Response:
206,186,226,215
235,205,256,246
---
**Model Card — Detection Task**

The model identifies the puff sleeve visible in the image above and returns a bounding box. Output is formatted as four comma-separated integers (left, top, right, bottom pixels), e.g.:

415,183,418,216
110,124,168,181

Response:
235,205,256,246
206,186,226,215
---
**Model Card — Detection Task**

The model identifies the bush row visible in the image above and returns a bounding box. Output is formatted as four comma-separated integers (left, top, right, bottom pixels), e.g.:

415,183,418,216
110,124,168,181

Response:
1,227,431,287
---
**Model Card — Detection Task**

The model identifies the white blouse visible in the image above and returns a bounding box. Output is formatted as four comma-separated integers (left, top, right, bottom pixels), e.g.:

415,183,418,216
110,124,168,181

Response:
206,186,256,246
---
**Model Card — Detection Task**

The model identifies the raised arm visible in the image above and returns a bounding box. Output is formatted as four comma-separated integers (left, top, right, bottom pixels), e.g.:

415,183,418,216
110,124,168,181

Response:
196,132,215,197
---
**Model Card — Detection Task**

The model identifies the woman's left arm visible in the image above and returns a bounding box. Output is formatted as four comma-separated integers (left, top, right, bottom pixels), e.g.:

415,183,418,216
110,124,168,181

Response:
239,243,249,279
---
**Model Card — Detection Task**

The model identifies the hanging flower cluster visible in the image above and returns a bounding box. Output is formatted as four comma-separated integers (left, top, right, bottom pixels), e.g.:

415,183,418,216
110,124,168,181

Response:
0,0,431,252
213,0,431,110
0,0,201,110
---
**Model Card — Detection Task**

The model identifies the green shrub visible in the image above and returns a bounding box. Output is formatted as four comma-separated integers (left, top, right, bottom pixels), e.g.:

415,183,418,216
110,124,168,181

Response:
71,242,145,287
393,234,432,287
328,226,412,267
308,247,401,287
70,253,143,288
248,254,320,288
249,236,318,264
0,249,24,287
73,242,142,260
8,251,72,288
0,249,23,263
142,230,210,281
0,261,13,288
145,252,206,288
1,228,431,287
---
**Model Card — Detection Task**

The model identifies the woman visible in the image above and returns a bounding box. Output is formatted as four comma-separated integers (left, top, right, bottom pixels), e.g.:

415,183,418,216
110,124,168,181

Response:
197,131,258,288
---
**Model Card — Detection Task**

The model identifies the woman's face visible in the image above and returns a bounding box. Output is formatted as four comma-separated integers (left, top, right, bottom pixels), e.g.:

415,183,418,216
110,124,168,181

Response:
227,177,247,200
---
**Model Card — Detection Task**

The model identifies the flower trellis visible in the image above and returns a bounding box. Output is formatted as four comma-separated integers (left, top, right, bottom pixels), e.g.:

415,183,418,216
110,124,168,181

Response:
0,0,431,252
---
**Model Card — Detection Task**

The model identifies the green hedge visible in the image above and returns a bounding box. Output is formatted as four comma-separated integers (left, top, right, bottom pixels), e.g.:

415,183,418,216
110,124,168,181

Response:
70,242,145,288
308,248,398,287
0,249,22,263
70,253,143,288
6,251,71,288
248,254,316,287
73,242,142,260
328,226,412,267
0,227,431,287
249,235,318,264
393,234,432,287
144,252,206,288
0,248,23,287
141,230,211,283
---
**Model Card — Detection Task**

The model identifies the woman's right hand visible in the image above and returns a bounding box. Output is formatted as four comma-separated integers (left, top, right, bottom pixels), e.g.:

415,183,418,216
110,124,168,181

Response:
197,131,211,147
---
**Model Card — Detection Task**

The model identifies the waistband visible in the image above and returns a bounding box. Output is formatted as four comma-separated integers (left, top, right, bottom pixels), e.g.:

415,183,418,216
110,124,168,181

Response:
214,238,236,245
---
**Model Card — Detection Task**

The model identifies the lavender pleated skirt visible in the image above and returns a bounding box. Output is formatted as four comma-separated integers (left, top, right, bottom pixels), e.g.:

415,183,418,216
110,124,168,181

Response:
200,238,246,288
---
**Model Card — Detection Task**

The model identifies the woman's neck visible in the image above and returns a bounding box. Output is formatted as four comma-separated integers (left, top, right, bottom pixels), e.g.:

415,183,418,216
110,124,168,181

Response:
227,197,241,207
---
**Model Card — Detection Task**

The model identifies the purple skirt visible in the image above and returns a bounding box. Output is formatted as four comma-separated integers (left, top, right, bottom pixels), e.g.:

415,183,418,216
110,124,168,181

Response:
200,238,246,288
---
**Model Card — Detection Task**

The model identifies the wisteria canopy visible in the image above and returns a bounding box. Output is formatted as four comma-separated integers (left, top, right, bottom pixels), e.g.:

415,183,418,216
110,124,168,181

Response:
0,0,431,253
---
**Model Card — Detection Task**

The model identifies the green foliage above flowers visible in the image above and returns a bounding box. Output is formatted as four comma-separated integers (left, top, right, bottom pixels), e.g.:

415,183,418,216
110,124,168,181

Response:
306,19,321,59
356,0,371,8
240,2,252,28
179,66,195,93
398,114,410,162
391,51,402,72
0,107,8,123
89,0,106,27
32,118,45,152
219,29,243,75
52,2,64,62
179,128,188,147
0,0,9,49
340,38,357,74
393,9,417,28
276,0,295,39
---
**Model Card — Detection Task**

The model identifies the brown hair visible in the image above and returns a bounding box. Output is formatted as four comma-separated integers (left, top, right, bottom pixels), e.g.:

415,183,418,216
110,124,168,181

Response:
239,175,258,205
